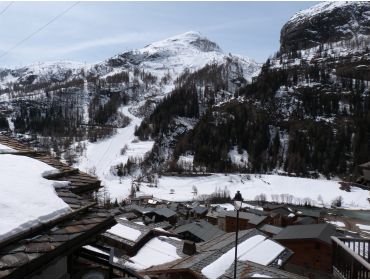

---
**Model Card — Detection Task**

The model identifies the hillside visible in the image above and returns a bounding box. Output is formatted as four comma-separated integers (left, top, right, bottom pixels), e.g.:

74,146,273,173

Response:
140,1,370,179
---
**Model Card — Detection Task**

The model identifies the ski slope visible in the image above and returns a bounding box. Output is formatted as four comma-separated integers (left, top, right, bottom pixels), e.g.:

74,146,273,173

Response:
75,105,154,186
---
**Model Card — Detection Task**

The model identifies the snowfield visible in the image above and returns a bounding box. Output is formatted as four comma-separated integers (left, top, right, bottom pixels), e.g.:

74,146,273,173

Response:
107,173,370,210
0,154,71,242
74,105,154,191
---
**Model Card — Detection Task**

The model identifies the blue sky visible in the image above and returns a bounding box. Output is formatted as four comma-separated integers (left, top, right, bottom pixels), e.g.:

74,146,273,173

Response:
0,1,316,67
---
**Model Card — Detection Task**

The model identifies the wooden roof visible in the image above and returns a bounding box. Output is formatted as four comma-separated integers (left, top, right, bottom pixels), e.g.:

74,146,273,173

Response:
0,207,115,278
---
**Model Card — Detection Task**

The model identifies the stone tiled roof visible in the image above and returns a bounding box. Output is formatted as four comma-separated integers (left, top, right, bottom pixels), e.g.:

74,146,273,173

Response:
154,208,177,218
0,136,115,278
0,208,115,278
224,211,268,225
173,221,224,241
274,223,336,244
258,224,283,235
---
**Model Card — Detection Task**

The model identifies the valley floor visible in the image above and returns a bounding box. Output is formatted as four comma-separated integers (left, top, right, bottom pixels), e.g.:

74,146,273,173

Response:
73,105,370,211
111,173,370,210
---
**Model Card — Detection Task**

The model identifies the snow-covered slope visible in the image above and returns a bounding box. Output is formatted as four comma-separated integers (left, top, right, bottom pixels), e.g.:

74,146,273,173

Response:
93,31,260,94
0,31,259,95
0,61,85,89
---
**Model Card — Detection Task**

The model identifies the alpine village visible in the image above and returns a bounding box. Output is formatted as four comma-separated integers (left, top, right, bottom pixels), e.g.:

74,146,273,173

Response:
1,1,370,279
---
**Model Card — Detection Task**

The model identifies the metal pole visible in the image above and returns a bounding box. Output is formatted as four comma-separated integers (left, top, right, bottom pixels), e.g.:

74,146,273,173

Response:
234,209,239,279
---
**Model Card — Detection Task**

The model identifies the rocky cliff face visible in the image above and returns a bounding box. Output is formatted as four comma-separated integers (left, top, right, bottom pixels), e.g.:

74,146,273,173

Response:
280,1,370,53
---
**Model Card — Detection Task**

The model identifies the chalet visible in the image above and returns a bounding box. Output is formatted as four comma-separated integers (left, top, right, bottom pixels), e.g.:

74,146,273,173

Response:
274,223,337,278
268,206,295,227
123,205,156,217
130,195,154,206
119,211,139,221
153,208,178,225
221,211,268,232
296,209,322,223
143,229,296,279
190,205,208,219
205,210,220,225
99,219,177,256
173,220,225,242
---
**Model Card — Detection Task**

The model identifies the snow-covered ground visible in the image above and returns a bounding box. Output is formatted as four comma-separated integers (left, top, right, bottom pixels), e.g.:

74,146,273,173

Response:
0,154,70,242
74,105,154,195
106,173,370,210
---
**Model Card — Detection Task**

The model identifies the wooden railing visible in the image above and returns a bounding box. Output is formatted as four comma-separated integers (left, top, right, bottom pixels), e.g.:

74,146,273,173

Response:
332,236,370,278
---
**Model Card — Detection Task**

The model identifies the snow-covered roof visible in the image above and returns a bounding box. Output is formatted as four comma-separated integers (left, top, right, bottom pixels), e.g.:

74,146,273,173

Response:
202,235,285,278
0,143,15,152
124,236,182,270
106,223,142,242
145,229,292,279
0,154,71,243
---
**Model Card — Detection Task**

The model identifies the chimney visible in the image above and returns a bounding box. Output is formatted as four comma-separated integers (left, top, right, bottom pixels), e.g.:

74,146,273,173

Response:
182,240,196,255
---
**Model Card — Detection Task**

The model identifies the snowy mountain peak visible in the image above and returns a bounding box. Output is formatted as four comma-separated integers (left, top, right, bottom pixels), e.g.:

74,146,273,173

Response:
103,31,259,84
141,31,223,54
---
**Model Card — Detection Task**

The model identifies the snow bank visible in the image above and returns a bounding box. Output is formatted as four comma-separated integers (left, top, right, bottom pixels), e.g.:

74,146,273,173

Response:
125,237,181,270
107,223,142,241
0,154,71,242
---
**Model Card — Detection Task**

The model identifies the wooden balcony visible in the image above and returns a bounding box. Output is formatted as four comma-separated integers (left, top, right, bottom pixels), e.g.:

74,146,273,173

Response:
332,236,370,278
